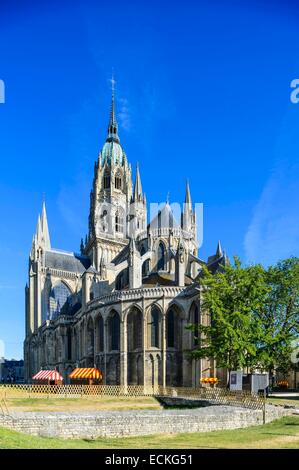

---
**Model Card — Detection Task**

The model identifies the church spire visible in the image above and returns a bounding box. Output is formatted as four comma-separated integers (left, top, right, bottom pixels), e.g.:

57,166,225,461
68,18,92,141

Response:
184,179,192,207
36,214,42,243
41,202,51,250
132,162,143,202
106,74,120,144
216,240,223,258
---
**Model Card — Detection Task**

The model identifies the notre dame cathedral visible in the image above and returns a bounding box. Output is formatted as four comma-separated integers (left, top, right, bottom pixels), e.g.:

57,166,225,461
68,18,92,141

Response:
24,87,228,387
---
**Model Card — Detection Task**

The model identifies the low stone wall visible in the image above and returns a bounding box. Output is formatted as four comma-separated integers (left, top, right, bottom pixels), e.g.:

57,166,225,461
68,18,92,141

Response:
0,405,291,439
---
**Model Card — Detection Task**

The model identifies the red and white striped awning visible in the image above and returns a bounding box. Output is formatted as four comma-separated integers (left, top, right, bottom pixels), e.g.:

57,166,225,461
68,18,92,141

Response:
32,370,63,381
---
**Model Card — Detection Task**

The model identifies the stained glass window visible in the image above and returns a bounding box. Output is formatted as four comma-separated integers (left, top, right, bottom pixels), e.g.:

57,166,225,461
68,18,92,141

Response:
49,282,71,320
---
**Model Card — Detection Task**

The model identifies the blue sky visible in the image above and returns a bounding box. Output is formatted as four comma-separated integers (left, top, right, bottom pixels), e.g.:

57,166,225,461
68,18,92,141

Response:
1,0,299,359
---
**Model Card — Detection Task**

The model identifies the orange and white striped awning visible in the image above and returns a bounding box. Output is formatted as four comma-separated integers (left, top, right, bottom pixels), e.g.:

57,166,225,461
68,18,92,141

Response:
69,368,102,380
32,370,63,381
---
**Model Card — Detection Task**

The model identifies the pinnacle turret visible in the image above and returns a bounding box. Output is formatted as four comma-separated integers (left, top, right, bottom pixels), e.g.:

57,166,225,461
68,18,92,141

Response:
132,162,143,202
106,75,120,144
184,179,192,207
41,202,51,250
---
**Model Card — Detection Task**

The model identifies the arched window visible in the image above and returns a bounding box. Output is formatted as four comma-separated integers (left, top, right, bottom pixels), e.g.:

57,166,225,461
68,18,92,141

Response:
103,171,110,189
167,309,175,347
115,174,122,190
157,242,165,271
49,282,71,320
150,306,160,348
109,312,120,351
115,209,124,233
127,308,143,351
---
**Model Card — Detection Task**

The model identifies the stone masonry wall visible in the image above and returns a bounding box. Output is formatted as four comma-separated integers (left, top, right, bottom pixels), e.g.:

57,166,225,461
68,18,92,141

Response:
0,405,291,439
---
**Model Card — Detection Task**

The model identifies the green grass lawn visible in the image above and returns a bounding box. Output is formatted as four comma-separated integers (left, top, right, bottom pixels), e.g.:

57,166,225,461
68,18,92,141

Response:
1,416,299,449
3,396,161,412
267,396,299,407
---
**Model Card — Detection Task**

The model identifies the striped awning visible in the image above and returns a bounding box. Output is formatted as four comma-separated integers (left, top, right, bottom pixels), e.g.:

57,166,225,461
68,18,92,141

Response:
32,370,63,381
69,368,102,380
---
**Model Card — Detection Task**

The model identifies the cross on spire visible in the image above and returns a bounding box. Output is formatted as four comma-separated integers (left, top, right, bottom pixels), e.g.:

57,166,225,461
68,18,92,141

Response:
110,72,116,98
107,71,119,143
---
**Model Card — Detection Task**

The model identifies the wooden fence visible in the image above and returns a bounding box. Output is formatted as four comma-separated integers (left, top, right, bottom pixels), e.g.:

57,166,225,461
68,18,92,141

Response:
0,384,265,410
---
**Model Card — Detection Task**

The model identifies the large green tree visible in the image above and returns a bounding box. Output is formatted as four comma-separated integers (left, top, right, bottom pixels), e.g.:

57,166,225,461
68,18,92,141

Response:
189,257,299,386
255,257,299,380
189,257,269,380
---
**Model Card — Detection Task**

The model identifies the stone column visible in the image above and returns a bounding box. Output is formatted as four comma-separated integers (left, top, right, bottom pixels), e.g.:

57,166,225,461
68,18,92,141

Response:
162,313,166,389
29,267,36,333
103,319,108,385
36,263,42,329
143,306,147,393
93,323,96,367
120,313,128,393
182,318,191,386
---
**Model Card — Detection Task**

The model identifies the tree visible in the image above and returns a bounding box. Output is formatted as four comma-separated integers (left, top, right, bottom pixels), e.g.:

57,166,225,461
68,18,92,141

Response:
189,257,269,385
254,257,299,382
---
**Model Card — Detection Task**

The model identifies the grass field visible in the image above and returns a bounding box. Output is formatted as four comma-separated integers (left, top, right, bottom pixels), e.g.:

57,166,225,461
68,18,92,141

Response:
1,416,299,448
3,395,161,412
267,396,299,407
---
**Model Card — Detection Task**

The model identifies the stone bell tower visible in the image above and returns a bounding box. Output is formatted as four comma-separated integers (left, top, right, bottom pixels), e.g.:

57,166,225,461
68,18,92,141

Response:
84,81,133,271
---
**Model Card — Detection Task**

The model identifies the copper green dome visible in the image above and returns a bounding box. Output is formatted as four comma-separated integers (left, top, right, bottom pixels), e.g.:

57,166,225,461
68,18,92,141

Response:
100,140,127,167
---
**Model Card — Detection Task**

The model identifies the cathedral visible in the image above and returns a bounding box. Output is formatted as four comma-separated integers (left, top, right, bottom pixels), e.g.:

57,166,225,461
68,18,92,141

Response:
24,88,228,387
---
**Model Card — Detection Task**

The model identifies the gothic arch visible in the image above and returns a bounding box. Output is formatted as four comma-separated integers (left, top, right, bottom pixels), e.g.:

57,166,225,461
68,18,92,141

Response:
123,303,142,322
114,169,123,190
107,309,120,351
147,304,161,349
189,301,200,348
127,306,143,352
48,280,72,320
52,279,73,294
157,241,166,271
166,304,184,350
95,312,104,353
167,300,187,320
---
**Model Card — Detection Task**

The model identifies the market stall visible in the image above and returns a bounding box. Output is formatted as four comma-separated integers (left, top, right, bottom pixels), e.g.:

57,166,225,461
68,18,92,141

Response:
32,369,63,385
69,367,102,385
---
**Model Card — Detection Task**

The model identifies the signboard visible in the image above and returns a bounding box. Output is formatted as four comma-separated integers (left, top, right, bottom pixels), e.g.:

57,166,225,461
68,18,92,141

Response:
229,370,243,391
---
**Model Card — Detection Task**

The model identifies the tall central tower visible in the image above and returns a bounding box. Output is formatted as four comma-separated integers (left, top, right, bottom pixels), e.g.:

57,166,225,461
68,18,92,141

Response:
85,86,133,270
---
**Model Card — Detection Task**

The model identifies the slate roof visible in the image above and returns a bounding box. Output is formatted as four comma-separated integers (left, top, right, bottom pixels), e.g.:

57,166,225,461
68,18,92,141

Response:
142,272,193,287
45,250,91,274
